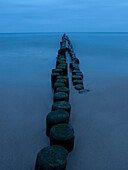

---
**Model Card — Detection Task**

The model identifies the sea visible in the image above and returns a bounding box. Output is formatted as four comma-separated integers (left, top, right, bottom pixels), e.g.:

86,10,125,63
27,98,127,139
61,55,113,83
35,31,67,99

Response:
0,32,128,170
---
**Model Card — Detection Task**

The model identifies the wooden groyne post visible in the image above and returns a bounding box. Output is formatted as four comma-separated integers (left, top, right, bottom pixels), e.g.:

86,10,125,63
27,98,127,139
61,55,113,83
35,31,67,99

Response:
35,33,85,170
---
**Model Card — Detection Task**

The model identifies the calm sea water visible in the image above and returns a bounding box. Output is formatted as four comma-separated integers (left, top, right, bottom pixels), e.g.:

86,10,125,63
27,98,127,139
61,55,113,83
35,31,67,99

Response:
69,32,128,73
0,32,128,79
0,33,128,170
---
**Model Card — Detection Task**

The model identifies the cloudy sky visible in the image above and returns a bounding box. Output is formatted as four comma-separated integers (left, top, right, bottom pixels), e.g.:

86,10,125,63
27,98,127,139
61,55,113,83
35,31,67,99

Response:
0,0,128,32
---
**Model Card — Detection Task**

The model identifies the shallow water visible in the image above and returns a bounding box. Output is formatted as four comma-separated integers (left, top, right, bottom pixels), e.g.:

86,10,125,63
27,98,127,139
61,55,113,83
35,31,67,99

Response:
0,33,128,170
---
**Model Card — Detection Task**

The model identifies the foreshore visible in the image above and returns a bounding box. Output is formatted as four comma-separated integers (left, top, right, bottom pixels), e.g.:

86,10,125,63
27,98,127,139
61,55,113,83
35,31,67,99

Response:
67,69,128,169
0,33,128,170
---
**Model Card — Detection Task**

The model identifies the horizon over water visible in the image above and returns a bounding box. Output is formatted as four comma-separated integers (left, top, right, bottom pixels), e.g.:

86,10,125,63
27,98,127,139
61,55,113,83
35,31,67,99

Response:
0,32,128,86
0,32,128,170
0,31,128,34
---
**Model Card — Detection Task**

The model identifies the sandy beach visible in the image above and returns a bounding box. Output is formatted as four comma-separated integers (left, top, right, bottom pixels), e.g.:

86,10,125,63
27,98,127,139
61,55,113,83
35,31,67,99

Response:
0,33,128,170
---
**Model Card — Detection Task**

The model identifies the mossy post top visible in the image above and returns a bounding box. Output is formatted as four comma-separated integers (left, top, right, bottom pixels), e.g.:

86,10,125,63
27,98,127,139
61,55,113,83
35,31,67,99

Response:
47,109,69,123
37,145,68,169
52,101,71,114
50,123,74,140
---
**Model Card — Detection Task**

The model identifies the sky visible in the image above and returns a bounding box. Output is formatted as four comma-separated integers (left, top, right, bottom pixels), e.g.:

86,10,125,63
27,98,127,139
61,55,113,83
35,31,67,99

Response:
0,0,128,33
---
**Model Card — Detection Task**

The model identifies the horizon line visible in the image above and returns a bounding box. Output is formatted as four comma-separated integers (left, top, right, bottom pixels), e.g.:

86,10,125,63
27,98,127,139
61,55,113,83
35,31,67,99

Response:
0,31,128,34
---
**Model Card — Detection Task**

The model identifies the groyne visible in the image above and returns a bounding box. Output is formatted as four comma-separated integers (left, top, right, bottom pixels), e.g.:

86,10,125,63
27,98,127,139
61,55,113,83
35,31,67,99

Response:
35,33,85,169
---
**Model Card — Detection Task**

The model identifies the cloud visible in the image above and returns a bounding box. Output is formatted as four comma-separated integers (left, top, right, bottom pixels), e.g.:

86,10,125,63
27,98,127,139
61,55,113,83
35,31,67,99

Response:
0,0,128,32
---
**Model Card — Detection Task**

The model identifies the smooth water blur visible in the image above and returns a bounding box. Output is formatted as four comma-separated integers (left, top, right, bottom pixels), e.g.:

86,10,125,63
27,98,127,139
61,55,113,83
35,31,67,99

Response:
68,32,128,73
0,33,128,170
0,33,62,85
0,33,62,170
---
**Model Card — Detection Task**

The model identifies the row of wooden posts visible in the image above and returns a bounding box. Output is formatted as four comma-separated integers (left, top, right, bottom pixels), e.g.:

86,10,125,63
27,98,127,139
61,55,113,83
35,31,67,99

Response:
35,34,84,170
66,35,85,91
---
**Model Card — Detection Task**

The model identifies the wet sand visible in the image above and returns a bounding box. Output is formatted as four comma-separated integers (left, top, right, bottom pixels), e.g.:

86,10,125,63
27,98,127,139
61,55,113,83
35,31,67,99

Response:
0,33,128,170
67,70,128,170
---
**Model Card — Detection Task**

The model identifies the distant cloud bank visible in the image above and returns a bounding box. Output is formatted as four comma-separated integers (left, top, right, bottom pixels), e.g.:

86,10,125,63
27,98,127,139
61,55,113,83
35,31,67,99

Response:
0,0,128,32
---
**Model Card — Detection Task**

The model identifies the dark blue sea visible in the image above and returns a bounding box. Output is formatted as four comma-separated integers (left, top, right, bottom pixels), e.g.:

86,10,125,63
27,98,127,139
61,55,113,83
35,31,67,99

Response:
0,33,128,170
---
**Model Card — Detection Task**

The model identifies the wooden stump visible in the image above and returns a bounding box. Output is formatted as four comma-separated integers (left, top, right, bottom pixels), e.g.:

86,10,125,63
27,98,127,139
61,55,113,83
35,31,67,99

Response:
50,124,74,152
46,109,69,136
35,145,68,170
